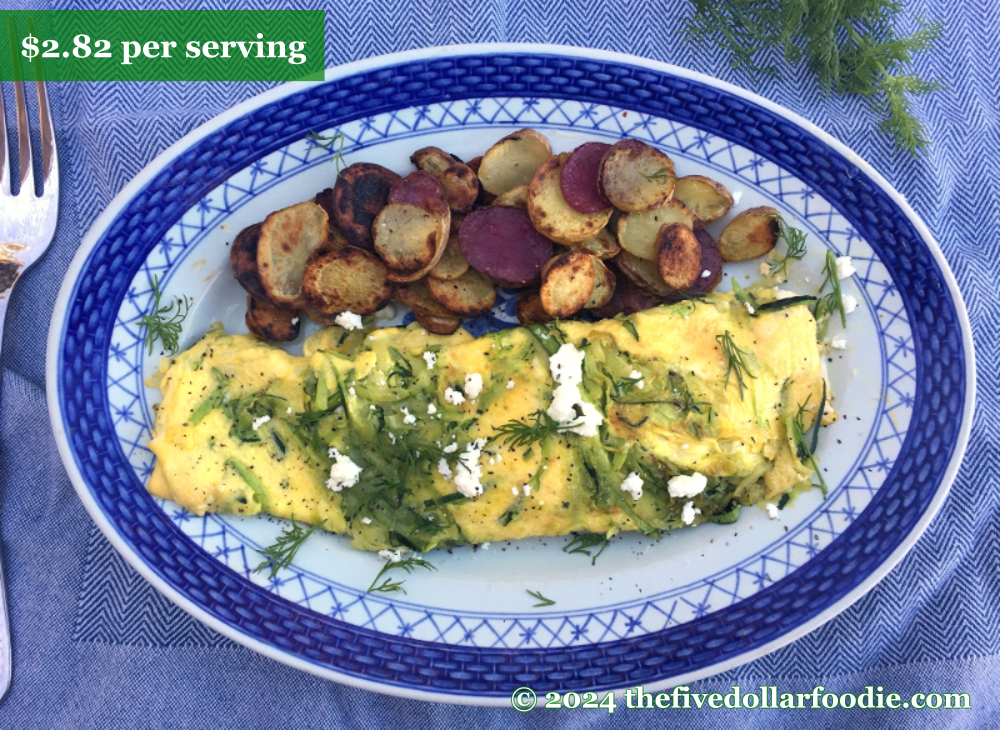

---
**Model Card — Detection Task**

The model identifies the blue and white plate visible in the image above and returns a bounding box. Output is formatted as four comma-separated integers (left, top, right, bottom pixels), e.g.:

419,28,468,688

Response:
47,45,975,704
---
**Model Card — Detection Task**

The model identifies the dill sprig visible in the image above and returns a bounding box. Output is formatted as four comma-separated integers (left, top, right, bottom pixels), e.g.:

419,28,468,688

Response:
136,274,191,356
716,330,757,400
787,382,828,497
683,0,944,155
639,167,675,184
306,130,347,174
563,533,610,565
527,589,556,608
253,518,325,579
814,250,847,338
367,555,436,595
766,215,808,279
491,410,577,450
669,372,711,415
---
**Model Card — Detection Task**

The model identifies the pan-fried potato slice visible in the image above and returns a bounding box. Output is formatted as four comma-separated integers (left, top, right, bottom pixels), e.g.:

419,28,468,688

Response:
302,247,394,316
478,128,552,196
256,202,330,309
230,223,268,301
303,305,339,326
515,289,554,325
656,223,702,291
411,147,480,213
616,201,694,261
599,139,676,212
426,267,496,317
491,184,528,209
313,188,352,252
579,227,621,260
428,230,471,281
245,295,301,343
413,309,462,335
586,256,616,309
673,176,734,229
395,278,460,318
718,206,780,262
615,250,675,298
528,157,612,246
590,270,663,318
331,163,401,250
385,172,452,283
373,203,439,274
540,251,602,318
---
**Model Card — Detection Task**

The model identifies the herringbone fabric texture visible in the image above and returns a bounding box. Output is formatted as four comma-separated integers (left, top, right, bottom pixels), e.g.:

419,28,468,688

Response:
0,0,995,726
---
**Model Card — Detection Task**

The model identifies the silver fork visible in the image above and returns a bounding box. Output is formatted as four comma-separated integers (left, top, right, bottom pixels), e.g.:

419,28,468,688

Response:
0,66,59,701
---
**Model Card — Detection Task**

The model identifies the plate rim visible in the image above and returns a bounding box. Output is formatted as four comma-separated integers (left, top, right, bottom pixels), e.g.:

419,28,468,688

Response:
46,42,977,705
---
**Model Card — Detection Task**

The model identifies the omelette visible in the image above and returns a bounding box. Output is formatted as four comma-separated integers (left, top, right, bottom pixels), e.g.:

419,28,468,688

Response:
147,290,832,553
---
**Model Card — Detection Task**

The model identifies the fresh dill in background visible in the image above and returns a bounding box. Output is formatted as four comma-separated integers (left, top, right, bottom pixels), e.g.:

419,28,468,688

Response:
253,519,325,579
306,130,347,174
367,556,437,595
683,0,944,155
136,274,191,356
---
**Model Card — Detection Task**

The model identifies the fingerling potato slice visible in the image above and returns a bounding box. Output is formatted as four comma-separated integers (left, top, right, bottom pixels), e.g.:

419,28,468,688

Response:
302,247,394,316
560,142,613,213
245,295,301,343
413,309,463,335
586,256,616,309
428,230,471,281
427,267,496,316
615,250,676,298
687,229,724,294
616,200,694,261
515,289,554,325
373,203,439,274
718,206,780,262
673,175,734,229
230,223,267,301
257,202,330,309
313,188,352,252
385,172,452,283
599,139,676,212
411,146,480,213
395,278,460,318
656,223,702,291
528,156,613,246
579,227,621,260
540,251,611,317
491,184,529,209
478,128,552,195
331,163,401,250
459,205,553,287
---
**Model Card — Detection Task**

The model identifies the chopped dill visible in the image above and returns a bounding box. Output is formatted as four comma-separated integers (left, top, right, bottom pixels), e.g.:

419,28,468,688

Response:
814,250,847,338
716,330,756,400
254,518,325,579
367,555,436,595
491,410,577,450
787,383,829,498
639,167,674,185
136,274,191,356
766,215,808,279
527,589,556,607
563,533,610,565
306,130,347,174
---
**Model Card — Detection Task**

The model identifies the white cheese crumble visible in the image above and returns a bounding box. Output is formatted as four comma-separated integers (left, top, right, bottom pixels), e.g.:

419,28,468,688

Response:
831,335,847,350
422,351,437,369
668,472,708,499
835,255,856,280
453,438,487,498
378,549,401,563
400,406,417,425
523,485,531,496
427,403,437,415
444,387,466,406
766,503,780,520
443,443,458,454
758,261,771,277
702,269,712,278
774,288,797,300
326,448,363,491
251,415,270,431
480,542,490,550
843,294,858,314
629,369,645,390
437,459,453,480
681,501,702,525
362,516,372,525
506,379,515,389
291,317,299,325
348,387,356,396
620,472,644,501
464,373,484,400
732,190,744,205
335,311,363,330
744,302,755,315
545,343,603,438
286,407,293,414
549,343,585,385
512,486,520,496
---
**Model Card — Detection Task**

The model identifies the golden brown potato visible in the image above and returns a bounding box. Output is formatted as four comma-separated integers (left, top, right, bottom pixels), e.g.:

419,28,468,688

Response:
384,172,452,283
615,250,675,298
230,223,267,301
528,156,612,246
245,295,301,342
673,175,734,229
302,305,339,326
373,203,439,274
426,267,496,316
515,289,554,325
656,223,702,291
478,128,552,196
540,251,606,318
428,230,471,281
410,146,480,213
330,163,401,250
491,184,529,209
586,256,616,309
599,139,676,212
395,278,460,318
616,201,694,261
413,309,463,335
302,247,394,316
256,202,330,309
579,227,621,260
718,206,780,262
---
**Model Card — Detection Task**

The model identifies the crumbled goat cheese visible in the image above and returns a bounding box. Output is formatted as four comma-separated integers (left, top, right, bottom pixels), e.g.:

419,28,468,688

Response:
437,459,453,480
835,256,856,280
681,501,702,525
388,432,396,444
291,317,299,325
443,443,458,454
548,343,585,385
422,351,437,369
843,294,858,314
668,472,708,499
544,343,604,437
702,269,712,278
620,471,644,501
629,369,645,390
506,379,515,389
326,449,363,491
744,302,755,315
759,261,771,277
766,503,780,520
378,549,401,563
774,288,797,300
444,387,465,406
348,387,356,396
286,407,293,414
464,373,484,400
732,190,743,204
523,485,531,496
251,415,270,431
453,439,487,498
335,311,363,330
362,517,372,525
400,406,416,425
831,335,847,350
480,542,490,550
512,486,520,496
427,403,437,415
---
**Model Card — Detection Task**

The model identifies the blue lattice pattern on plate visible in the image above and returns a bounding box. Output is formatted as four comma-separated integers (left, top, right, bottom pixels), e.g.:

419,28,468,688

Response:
58,54,965,695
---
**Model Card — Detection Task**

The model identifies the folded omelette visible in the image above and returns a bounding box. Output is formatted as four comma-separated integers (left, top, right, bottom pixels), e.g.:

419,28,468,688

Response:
147,290,830,552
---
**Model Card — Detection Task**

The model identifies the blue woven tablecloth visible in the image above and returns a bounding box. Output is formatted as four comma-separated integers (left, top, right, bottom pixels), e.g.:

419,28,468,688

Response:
0,0,995,726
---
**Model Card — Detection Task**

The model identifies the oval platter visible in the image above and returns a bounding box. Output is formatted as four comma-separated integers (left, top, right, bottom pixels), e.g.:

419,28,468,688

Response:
47,45,975,704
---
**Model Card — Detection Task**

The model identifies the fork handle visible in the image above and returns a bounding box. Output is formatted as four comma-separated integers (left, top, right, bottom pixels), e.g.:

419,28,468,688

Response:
0,294,13,701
